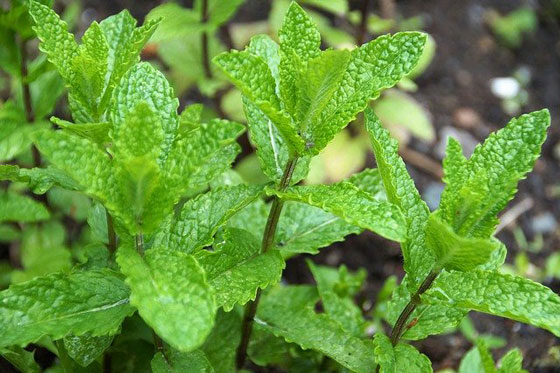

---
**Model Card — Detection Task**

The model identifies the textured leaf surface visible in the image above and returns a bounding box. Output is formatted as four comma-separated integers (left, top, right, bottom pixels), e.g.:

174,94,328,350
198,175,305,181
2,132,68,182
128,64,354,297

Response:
267,182,406,242
305,32,426,154
110,62,179,159
0,269,133,348
117,244,216,351
213,51,304,154
347,168,387,200
365,108,433,287
198,228,284,311
164,119,244,193
498,349,526,373
373,333,432,373
51,117,111,146
28,1,78,82
257,286,376,373
423,270,560,337
154,185,263,253
0,190,49,223
439,110,550,238
278,2,321,116
64,334,113,367
426,213,499,271
243,97,310,184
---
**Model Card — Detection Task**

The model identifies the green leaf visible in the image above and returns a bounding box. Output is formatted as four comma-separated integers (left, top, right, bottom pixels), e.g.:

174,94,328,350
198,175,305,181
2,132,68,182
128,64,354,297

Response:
305,32,426,154
258,285,376,373
28,1,79,83
164,118,244,193
373,333,433,373
197,228,285,311
213,50,305,154
425,212,499,271
201,309,241,373
0,269,133,348
100,11,159,106
151,350,214,373
296,49,350,134
112,102,164,161
117,244,216,352
154,184,262,253
276,201,361,255
459,347,484,373
51,117,111,146
146,4,205,43
0,346,40,373
365,108,433,288
308,261,365,336
11,221,72,284
347,168,387,200
278,2,321,117
110,62,179,160
243,97,310,184
63,334,113,367
0,190,49,223
266,181,406,242
198,0,245,28
476,340,497,373
439,109,550,238
498,349,526,373
423,270,560,337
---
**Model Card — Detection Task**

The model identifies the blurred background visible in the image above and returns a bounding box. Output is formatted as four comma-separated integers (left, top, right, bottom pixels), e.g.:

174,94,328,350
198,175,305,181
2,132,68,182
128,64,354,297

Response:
1,0,559,371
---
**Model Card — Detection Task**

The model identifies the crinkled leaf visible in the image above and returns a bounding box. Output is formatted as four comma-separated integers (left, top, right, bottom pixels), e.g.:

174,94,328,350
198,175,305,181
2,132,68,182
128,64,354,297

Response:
117,244,216,352
197,228,284,311
347,168,387,200
278,2,321,116
373,333,432,373
423,270,560,337
0,190,49,223
213,50,305,154
154,184,263,254
164,119,244,193
276,201,361,255
426,212,499,272
365,108,433,288
258,285,375,373
63,334,113,367
0,164,80,195
110,62,179,160
0,269,133,348
267,182,406,242
439,109,550,238
243,97,310,184
305,32,426,154
28,1,78,83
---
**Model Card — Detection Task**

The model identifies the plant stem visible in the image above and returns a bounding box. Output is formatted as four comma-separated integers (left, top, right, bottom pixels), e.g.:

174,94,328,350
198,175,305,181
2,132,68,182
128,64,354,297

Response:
389,269,440,346
356,0,371,45
106,211,117,254
201,0,212,79
135,233,144,255
235,157,299,370
19,38,42,167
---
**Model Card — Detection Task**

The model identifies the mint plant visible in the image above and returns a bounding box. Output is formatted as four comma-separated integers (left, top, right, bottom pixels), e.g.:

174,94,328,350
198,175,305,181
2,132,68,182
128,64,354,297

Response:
0,1,557,372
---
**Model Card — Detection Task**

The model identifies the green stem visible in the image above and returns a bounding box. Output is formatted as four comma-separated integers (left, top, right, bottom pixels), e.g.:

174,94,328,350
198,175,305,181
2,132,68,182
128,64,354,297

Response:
389,269,440,346
235,157,299,370
55,340,74,372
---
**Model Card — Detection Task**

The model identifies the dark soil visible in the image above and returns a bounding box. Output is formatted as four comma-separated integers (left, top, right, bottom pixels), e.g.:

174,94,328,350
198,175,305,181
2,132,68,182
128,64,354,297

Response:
2,0,559,371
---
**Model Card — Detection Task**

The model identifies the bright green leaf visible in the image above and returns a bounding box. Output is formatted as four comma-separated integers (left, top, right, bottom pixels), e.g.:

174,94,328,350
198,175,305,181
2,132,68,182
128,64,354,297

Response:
373,333,433,373
0,190,49,223
63,334,113,367
0,269,133,348
117,244,216,352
